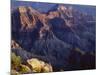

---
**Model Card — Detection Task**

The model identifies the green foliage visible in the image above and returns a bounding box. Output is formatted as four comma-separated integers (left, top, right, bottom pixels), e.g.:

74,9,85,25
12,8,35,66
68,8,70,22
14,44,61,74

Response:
11,53,53,74
11,53,21,69
19,64,31,74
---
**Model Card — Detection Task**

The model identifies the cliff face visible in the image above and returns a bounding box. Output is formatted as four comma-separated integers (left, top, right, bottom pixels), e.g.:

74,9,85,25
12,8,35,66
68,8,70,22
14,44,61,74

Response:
11,5,96,72
19,6,37,30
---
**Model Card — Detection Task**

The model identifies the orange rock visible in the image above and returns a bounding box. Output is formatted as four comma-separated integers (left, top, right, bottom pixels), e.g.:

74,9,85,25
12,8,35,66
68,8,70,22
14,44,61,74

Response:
11,40,21,49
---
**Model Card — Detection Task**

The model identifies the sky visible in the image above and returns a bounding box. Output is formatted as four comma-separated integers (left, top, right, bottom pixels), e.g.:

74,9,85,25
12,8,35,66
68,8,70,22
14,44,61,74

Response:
11,0,96,16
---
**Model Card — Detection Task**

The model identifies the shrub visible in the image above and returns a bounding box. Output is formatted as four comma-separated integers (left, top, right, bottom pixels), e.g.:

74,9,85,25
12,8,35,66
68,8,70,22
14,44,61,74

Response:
11,52,21,69
19,64,31,74
27,58,53,73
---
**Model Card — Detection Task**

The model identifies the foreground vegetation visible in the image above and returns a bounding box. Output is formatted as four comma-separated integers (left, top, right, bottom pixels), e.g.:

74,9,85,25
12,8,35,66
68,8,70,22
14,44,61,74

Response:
11,52,53,74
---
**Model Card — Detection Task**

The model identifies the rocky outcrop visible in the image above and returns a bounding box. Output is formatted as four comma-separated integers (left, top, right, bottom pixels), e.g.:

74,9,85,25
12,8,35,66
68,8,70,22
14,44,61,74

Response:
27,58,53,72
11,40,21,49
11,4,96,73
19,6,38,30
11,51,53,74
18,6,51,31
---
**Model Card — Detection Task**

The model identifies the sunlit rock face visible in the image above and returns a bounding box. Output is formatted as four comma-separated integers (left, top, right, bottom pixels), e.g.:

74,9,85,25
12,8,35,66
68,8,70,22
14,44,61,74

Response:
11,3,96,72
11,40,22,49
